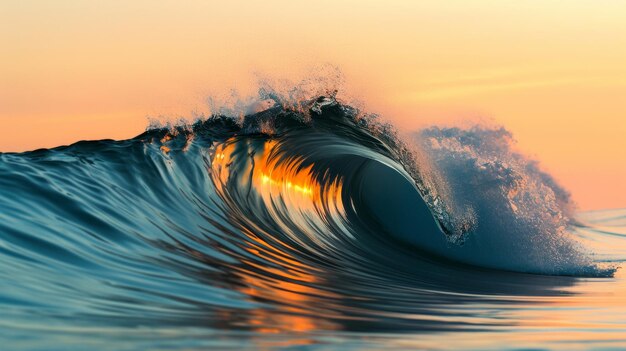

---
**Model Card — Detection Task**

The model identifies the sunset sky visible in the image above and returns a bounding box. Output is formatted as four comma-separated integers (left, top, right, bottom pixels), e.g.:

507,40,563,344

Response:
1,1,625,210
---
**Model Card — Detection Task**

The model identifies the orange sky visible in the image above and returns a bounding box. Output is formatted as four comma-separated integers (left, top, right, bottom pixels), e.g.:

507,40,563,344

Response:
1,1,625,210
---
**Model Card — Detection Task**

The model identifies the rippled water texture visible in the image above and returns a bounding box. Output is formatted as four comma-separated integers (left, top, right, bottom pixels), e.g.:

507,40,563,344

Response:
1,98,625,350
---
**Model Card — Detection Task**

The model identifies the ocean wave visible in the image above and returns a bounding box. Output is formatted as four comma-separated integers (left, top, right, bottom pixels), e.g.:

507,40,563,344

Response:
0,94,617,339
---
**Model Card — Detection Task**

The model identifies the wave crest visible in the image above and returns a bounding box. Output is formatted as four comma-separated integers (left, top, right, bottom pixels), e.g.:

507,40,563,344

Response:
147,94,615,276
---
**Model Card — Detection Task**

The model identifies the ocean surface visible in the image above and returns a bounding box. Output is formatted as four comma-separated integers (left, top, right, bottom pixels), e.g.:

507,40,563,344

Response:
1,96,625,350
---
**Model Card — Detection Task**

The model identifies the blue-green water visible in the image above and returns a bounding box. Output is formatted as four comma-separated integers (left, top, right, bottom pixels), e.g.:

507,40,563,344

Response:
1,98,624,350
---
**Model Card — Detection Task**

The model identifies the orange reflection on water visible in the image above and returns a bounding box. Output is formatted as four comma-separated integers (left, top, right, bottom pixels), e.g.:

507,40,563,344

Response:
260,173,314,197
249,139,320,203
211,138,343,216
210,137,344,339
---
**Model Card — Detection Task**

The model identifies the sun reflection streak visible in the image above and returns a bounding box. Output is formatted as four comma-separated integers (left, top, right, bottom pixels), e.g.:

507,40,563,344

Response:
210,138,343,213
208,137,348,337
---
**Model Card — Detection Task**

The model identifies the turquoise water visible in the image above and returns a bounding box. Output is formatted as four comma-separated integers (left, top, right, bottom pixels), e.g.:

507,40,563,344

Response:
1,98,624,350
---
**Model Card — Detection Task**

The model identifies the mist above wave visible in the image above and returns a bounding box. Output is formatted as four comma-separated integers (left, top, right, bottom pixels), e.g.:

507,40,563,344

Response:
413,126,615,275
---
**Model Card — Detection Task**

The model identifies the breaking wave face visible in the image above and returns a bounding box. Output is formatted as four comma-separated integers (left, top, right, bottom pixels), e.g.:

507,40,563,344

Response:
0,93,617,341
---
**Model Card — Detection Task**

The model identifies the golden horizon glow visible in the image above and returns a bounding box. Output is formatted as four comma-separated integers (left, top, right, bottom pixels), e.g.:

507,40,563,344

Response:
1,1,625,210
